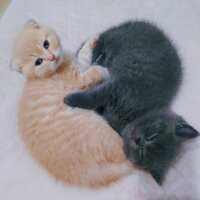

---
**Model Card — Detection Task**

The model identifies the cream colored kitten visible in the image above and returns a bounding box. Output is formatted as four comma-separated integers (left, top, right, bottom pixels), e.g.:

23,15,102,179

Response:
11,20,132,188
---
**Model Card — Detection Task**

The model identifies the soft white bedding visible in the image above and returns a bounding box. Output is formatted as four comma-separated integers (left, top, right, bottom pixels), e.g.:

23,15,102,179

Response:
0,0,200,199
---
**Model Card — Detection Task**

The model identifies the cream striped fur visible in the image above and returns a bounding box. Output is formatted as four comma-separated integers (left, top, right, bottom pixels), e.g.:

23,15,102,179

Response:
11,20,133,188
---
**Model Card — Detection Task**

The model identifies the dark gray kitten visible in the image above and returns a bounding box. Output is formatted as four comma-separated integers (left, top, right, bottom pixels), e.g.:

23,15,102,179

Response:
64,21,199,184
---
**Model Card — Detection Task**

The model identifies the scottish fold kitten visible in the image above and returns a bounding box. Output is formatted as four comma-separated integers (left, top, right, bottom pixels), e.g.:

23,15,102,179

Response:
11,20,132,188
65,21,199,184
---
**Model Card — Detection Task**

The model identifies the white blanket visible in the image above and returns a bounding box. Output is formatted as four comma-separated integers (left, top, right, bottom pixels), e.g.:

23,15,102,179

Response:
0,0,200,199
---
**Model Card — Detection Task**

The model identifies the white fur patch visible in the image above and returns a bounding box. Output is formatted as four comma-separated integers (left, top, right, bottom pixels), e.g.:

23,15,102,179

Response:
92,65,110,80
77,36,98,72
49,61,57,73
35,64,43,72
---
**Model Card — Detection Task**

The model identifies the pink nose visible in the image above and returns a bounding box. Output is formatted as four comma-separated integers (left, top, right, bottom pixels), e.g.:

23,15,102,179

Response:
50,55,57,61
51,55,56,61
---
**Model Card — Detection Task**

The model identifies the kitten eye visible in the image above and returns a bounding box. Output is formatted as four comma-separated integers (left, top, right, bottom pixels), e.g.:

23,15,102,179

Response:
95,54,103,63
93,52,106,65
35,58,43,66
146,133,158,141
43,40,49,49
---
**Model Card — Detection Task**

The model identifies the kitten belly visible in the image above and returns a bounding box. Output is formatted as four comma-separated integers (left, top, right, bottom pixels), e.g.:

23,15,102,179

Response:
18,81,131,187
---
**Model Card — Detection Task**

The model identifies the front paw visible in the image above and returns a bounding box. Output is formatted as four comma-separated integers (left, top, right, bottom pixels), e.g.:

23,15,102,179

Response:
64,92,87,108
64,92,92,109
64,93,79,107
77,36,99,71
91,65,110,81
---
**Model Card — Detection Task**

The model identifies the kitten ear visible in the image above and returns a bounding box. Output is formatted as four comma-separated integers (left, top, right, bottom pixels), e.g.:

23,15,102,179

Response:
149,167,165,185
175,117,199,139
10,59,21,72
25,20,40,29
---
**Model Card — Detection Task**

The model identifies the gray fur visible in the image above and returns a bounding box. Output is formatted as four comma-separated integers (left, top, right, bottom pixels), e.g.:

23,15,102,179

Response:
64,21,199,184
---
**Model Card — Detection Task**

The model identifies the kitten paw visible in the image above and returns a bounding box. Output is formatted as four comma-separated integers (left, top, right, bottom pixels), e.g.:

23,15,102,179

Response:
77,36,99,72
64,92,92,109
64,93,79,107
92,65,110,80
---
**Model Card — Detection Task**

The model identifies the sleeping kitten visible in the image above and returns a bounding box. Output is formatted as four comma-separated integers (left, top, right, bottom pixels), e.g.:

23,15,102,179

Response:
65,21,199,184
122,109,199,184
11,20,132,188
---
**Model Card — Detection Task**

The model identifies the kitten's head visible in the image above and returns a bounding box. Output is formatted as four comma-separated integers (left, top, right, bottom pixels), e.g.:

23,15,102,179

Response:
122,111,199,184
11,20,64,78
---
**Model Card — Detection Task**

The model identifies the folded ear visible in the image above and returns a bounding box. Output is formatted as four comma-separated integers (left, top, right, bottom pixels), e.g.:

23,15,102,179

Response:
10,59,21,72
25,19,40,29
175,118,199,139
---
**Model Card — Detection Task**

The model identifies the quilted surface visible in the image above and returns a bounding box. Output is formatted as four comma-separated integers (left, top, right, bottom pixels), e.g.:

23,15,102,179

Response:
0,0,200,199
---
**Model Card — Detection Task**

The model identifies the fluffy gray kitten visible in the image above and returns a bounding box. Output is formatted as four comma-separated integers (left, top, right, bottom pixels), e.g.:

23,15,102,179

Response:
65,21,199,184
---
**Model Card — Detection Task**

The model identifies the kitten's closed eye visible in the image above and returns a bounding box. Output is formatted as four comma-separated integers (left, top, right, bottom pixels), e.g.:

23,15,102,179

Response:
146,133,158,141
93,54,103,64
43,40,49,49
93,52,106,65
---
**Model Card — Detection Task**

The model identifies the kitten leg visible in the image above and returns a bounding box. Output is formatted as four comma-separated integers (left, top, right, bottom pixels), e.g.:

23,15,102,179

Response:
76,36,98,72
64,81,112,109
78,64,110,89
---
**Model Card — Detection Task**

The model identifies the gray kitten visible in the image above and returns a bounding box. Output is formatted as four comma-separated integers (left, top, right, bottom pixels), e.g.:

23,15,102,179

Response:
65,21,199,184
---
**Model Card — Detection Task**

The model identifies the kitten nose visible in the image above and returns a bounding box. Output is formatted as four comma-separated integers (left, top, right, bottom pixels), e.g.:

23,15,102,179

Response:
134,136,144,146
50,55,57,61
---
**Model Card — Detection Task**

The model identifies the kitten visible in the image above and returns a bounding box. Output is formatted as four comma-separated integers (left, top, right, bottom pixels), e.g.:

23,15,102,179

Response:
11,20,132,188
122,109,199,184
65,21,182,132
65,21,199,184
